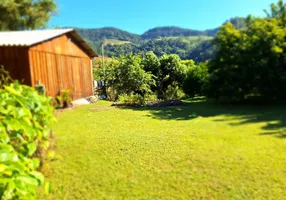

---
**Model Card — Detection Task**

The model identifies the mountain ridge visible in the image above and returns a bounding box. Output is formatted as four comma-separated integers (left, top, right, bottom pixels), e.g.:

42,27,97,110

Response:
75,17,246,62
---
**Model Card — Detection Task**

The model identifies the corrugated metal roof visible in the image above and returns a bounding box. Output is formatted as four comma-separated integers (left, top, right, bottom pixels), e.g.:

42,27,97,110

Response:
0,29,97,57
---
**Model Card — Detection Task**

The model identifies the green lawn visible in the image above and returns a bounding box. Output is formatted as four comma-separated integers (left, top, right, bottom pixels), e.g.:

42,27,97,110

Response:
40,99,286,199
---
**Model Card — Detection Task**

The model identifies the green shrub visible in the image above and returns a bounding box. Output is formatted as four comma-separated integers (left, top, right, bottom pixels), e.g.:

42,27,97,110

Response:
56,89,72,108
182,63,209,97
118,93,157,105
163,84,185,100
0,82,55,199
34,83,46,95
0,66,12,89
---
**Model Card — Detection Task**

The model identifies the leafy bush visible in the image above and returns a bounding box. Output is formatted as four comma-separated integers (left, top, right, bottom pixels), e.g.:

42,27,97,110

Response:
118,93,157,105
205,1,286,101
0,66,12,89
95,54,156,99
118,93,144,105
158,54,188,97
0,82,55,199
182,62,209,97
94,53,190,100
34,83,46,95
56,89,72,108
115,54,156,95
94,59,119,100
163,84,185,100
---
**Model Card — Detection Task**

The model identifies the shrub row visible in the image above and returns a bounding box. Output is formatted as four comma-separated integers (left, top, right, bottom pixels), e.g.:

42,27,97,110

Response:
0,82,55,199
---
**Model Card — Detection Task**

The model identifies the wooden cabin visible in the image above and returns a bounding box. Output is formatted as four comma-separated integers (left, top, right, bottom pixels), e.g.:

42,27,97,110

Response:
0,29,97,100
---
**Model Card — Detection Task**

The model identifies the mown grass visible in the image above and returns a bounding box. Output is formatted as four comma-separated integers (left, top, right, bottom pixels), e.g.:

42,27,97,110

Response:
39,99,286,199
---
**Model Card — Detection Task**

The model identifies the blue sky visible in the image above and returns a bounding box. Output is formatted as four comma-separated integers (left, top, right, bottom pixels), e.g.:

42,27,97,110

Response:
49,0,275,34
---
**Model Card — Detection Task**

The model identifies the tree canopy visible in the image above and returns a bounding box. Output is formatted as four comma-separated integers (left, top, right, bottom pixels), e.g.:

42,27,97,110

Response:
0,0,57,31
205,0,286,100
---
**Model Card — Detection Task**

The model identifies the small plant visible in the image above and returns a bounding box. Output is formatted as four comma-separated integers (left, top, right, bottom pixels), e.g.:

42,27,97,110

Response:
56,90,72,108
0,65,13,89
34,82,46,95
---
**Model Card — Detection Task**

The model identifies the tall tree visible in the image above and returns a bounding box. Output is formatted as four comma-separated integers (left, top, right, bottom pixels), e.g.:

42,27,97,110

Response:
158,54,187,96
264,0,286,26
0,0,57,31
205,0,286,101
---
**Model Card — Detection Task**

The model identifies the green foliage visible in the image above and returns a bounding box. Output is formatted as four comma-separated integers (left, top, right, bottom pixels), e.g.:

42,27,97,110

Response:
141,26,208,40
34,84,46,96
95,53,189,101
114,54,156,95
104,36,215,62
142,51,160,78
94,59,119,100
0,0,57,31
162,84,185,100
56,90,72,108
0,82,55,199
77,19,249,62
182,62,209,97
118,93,157,105
0,66,12,89
158,54,188,98
264,0,286,26
95,54,156,100
76,27,140,54
206,1,286,101
224,17,246,29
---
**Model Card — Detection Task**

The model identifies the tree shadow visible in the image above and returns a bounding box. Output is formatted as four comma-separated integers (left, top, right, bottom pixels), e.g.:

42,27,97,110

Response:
117,98,286,139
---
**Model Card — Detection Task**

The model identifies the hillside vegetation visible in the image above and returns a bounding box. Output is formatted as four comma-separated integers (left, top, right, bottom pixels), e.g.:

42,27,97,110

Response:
76,17,246,62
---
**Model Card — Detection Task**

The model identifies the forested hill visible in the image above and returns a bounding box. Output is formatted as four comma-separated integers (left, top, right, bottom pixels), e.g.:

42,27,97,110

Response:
76,27,140,42
76,17,246,62
141,27,207,39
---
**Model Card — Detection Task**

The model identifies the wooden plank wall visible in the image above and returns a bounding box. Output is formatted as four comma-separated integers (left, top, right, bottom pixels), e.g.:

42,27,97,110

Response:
28,34,93,100
0,47,31,85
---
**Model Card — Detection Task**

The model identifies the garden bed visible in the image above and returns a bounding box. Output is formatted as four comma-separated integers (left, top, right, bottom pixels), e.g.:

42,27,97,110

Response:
112,99,184,108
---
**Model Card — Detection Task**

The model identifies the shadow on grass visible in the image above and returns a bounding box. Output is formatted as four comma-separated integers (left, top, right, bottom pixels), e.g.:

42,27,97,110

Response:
117,97,286,138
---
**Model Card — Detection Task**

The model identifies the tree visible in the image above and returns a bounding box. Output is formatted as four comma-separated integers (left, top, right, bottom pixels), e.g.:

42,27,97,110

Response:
95,54,156,99
264,0,286,26
182,62,209,97
0,0,57,31
115,54,155,95
158,54,187,97
142,51,160,76
94,59,119,100
205,0,286,101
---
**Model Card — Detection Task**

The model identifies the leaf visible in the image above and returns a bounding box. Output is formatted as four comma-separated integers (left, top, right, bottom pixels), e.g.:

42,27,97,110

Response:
0,152,18,162
32,158,40,169
4,86,20,96
16,175,39,186
45,182,53,195
0,164,8,172
0,132,10,143
27,143,37,156
30,171,45,185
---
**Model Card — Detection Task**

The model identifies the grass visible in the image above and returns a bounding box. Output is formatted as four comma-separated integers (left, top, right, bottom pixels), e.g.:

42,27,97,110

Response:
155,36,213,42
104,39,131,45
39,98,286,199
